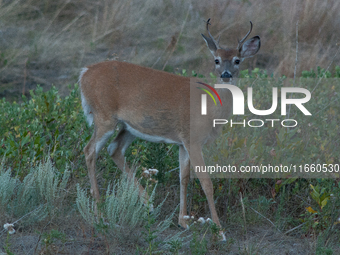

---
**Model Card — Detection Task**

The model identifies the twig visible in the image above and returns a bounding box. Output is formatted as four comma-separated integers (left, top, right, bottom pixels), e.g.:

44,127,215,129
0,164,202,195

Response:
0,204,45,237
151,56,162,68
287,21,299,120
34,220,52,254
250,76,259,87
51,12,85,43
249,207,281,233
42,0,71,35
162,3,192,70
94,28,116,43
283,222,307,235
293,21,299,88
240,192,248,239
22,58,28,96
168,167,179,173
12,204,45,225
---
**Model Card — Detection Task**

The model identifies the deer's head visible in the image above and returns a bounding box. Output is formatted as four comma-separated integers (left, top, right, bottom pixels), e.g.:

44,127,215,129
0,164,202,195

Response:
202,19,261,82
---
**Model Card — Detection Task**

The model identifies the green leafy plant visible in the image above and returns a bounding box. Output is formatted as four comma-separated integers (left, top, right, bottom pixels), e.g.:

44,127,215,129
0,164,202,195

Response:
190,229,208,255
301,184,332,234
3,232,15,255
39,229,67,254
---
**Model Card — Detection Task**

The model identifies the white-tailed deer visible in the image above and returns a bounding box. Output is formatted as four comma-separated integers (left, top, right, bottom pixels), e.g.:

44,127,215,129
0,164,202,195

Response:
79,19,260,240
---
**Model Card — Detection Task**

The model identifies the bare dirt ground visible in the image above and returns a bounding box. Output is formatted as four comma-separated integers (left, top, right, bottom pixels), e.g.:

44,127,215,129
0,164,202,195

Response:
2,220,328,255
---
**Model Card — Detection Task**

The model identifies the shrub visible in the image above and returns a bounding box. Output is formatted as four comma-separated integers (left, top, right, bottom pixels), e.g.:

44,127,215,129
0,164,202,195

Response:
0,156,70,225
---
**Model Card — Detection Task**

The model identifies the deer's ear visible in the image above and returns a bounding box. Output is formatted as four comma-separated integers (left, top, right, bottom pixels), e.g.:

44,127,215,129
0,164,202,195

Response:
202,33,218,56
239,36,261,58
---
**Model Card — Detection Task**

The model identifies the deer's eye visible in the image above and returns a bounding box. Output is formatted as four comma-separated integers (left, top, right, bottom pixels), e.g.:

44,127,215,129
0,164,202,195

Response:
234,59,240,65
215,59,220,64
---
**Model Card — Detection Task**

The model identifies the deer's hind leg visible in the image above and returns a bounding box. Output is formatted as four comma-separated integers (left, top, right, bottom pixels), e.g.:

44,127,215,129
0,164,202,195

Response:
108,128,150,206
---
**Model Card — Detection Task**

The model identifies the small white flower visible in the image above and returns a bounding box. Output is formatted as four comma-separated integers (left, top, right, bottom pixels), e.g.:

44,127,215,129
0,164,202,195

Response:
148,169,159,175
191,216,195,219
143,170,150,175
3,223,13,230
3,223,15,234
206,218,212,223
197,217,205,224
183,215,190,220
337,217,340,222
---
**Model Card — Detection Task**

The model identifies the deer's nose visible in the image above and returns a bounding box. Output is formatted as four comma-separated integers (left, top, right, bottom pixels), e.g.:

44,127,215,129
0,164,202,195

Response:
221,72,232,78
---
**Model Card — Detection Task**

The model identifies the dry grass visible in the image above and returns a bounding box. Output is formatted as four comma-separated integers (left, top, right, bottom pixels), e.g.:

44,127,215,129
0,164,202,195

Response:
0,0,339,97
